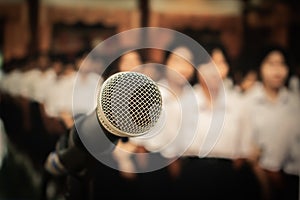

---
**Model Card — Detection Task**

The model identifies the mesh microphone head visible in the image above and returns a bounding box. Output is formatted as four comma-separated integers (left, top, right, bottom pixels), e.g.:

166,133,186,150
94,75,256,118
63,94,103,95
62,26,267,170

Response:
97,72,162,137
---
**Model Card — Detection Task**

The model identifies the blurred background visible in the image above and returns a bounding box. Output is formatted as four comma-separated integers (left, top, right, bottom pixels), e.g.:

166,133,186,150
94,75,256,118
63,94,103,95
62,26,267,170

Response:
0,0,300,69
0,0,299,200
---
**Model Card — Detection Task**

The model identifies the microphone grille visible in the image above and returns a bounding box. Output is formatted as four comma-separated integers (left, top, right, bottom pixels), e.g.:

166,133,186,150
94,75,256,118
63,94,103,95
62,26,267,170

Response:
97,72,162,137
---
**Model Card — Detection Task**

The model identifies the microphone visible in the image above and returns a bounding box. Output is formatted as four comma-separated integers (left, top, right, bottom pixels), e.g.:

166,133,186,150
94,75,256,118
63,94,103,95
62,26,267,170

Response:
97,71,162,137
44,71,162,175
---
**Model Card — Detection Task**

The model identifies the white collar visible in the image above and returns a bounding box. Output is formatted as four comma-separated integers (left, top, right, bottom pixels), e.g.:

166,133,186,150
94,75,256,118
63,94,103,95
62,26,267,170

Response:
193,84,226,111
251,83,289,105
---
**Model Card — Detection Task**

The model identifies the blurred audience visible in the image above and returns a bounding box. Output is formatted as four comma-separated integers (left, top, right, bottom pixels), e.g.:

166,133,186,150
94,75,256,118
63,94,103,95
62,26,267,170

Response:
0,35,299,200
172,42,261,199
242,45,300,200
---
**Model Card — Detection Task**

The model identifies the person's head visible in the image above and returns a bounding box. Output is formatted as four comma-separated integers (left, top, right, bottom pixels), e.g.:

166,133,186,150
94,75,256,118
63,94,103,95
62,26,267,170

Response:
51,57,64,76
102,49,143,81
256,45,291,90
142,61,163,82
118,51,143,72
239,70,257,92
163,45,198,86
74,50,89,71
197,62,222,97
166,46,195,80
37,53,50,71
61,59,76,76
203,42,231,80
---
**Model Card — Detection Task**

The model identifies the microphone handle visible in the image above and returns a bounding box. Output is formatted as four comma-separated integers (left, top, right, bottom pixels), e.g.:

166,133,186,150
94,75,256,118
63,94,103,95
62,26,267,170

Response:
57,110,120,174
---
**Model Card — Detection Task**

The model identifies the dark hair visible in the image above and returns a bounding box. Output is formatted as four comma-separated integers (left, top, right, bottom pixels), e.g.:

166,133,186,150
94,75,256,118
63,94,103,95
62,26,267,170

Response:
255,45,292,85
101,48,144,81
201,42,234,80
163,37,206,67
101,54,122,81
202,42,231,66
162,43,199,86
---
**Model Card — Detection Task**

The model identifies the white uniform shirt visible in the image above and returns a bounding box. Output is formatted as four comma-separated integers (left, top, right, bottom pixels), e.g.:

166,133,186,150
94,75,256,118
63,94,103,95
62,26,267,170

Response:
181,84,244,159
243,83,300,175
289,75,300,97
19,68,41,99
72,72,102,116
31,69,57,103
44,72,76,117
3,69,23,96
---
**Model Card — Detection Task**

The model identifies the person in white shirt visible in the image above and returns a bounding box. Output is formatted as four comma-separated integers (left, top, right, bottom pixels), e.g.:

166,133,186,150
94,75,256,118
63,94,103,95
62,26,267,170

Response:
204,42,235,90
242,45,299,200
19,55,48,101
288,74,299,96
236,69,258,94
175,42,260,199
43,60,77,129
288,62,300,97
179,42,244,158
3,66,24,97
31,55,58,104
131,45,198,160
125,44,199,197
73,52,103,117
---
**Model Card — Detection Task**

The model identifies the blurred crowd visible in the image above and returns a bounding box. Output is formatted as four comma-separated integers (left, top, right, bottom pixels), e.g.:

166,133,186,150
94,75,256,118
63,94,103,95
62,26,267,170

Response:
0,37,299,200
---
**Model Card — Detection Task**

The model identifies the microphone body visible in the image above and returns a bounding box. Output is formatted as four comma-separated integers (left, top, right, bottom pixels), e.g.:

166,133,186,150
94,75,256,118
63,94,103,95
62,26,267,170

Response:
54,110,120,175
